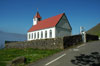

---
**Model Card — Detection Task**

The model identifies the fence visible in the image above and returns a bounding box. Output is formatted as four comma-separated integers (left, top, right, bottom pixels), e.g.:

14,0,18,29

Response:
5,34,99,49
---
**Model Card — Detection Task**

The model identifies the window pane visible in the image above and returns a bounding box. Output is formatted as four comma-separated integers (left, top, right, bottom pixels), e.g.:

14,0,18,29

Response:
45,31,47,38
32,33,33,39
41,31,43,38
50,30,52,38
38,32,39,38
33,33,34,39
34,33,36,39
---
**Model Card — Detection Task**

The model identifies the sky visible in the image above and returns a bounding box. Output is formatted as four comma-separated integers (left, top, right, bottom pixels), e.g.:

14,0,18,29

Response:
0,0,100,35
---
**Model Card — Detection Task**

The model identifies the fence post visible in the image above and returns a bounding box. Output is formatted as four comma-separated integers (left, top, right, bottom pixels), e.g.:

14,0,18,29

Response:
82,32,86,43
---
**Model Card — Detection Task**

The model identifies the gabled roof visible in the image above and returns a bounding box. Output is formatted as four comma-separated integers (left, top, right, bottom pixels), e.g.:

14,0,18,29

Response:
28,13,64,32
34,12,41,19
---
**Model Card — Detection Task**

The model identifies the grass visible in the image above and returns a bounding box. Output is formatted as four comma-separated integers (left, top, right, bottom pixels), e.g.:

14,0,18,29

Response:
87,23,100,37
0,48,61,66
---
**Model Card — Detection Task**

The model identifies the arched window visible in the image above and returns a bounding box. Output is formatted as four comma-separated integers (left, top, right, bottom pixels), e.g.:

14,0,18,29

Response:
29,34,30,39
45,31,47,38
50,30,52,38
41,31,43,38
38,18,41,21
37,32,39,39
32,33,33,39
34,33,36,39
32,33,34,39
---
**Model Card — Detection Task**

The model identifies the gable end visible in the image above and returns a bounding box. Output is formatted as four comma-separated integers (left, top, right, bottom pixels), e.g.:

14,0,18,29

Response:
55,13,72,30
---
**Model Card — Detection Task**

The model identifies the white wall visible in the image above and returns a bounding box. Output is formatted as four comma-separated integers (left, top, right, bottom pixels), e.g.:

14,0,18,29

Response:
33,18,38,25
27,27,55,41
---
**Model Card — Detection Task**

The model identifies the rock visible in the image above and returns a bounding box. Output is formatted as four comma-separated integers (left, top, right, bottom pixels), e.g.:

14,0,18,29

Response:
7,56,26,66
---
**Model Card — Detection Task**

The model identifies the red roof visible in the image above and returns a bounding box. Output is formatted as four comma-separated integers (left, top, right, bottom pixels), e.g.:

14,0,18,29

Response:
28,13,64,32
34,12,41,19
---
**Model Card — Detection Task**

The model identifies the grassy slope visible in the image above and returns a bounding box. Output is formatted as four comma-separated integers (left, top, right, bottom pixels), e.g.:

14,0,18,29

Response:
87,23,100,37
0,48,61,66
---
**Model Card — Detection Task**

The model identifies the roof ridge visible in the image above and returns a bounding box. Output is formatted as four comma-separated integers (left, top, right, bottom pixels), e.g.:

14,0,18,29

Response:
38,13,64,22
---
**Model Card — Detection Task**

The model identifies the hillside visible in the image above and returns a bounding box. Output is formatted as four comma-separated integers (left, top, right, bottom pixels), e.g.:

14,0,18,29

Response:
0,30,26,48
87,23,100,37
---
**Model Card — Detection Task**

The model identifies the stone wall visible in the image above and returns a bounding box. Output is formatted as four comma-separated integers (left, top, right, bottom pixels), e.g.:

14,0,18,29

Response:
5,34,99,49
5,41,18,44
63,35,82,49
86,34,99,42
5,38,64,49
63,34,99,49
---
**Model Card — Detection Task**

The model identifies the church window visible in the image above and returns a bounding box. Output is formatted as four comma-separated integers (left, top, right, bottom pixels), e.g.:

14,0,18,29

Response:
34,33,36,39
50,30,52,38
29,34,30,39
41,31,43,38
45,31,47,38
32,33,33,39
38,18,41,21
37,32,39,38
33,33,34,39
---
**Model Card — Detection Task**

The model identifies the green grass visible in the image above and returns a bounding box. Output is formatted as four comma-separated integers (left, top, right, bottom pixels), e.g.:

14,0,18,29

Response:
0,48,61,66
87,23,100,37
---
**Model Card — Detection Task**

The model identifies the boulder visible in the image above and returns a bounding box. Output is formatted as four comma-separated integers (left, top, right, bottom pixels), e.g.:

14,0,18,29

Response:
7,56,26,66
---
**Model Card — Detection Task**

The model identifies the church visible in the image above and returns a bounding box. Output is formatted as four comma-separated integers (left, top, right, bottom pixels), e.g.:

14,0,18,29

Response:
27,11,72,41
